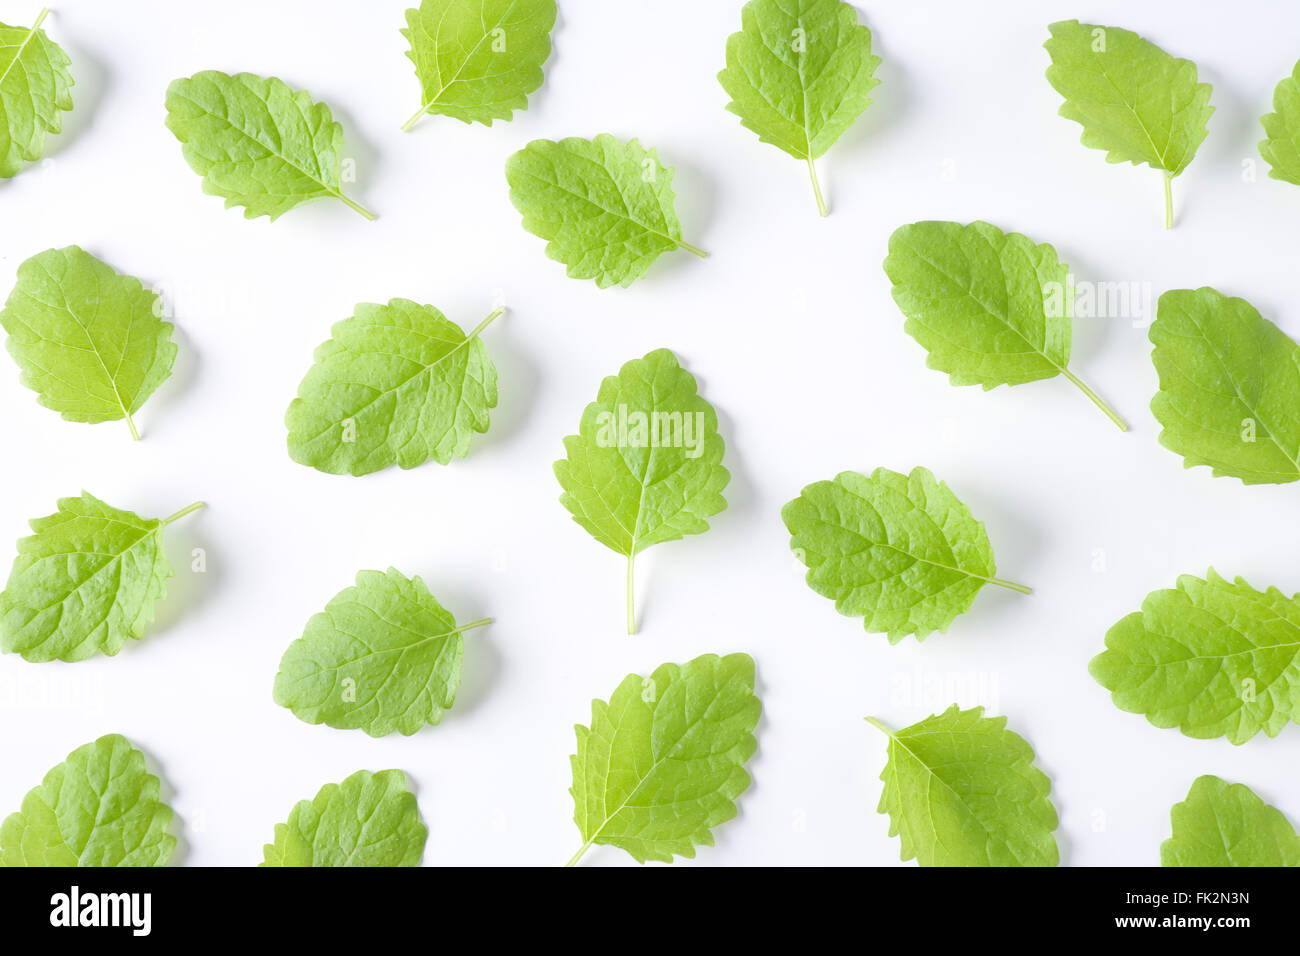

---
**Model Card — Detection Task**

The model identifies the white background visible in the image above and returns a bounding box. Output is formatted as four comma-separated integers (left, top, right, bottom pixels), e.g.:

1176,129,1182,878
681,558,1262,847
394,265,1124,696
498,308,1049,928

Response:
1,0,1299,867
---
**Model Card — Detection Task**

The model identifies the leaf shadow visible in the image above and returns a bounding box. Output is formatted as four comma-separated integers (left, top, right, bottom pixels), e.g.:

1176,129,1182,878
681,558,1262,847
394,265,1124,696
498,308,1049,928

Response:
952,477,1043,620
643,156,715,285
829,16,906,158
323,100,381,217
152,507,220,637
132,740,189,867
36,18,106,167
472,314,538,452
138,308,199,441
413,576,499,722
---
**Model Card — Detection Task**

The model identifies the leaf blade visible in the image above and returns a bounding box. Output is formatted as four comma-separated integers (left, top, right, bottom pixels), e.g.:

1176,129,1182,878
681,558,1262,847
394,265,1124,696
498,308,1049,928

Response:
0,10,73,179
1162,775,1300,867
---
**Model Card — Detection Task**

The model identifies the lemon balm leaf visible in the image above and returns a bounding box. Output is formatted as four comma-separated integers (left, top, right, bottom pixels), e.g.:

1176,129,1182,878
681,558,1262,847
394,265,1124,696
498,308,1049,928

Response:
261,769,426,867
884,220,1127,430
1,246,177,441
554,349,728,633
285,299,500,476
506,135,706,288
0,8,73,179
1150,287,1300,484
1261,60,1300,186
869,706,1059,867
1162,776,1300,867
273,569,489,737
0,494,203,663
718,0,880,216
567,653,760,867
1044,20,1213,228
781,466,1029,642
0,734,176,867
165,71,374,221
401,0,557,131
1090,570,1300,744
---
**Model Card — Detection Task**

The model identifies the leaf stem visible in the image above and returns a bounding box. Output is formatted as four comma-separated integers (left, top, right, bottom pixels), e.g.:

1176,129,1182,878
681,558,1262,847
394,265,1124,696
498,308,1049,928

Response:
988,576,1032,595
335,192,376,221
807,157,828,217
455,617,492,634
33,8,50,31
564,841,593,867
160,501,205,527
468,308,505,340
626,553,636,635
401,106,429,133
1059,368,1128,431
125,411,141,442
863,716,894,737
675,238,708,259
1163,171,1173,230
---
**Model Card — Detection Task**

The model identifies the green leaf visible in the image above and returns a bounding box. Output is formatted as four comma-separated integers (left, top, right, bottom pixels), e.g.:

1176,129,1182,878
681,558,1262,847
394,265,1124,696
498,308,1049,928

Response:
1044,20,1213,228
884,220,1126,430
0,734,175,867
261,769,426,867
164,70,374,221
1,246,176,441
1162,775,1300,867
1151,287,1300,485
285,299,500,476
0,494,203,663
869,706,1059,867
401,0,557,131
1090,570,1300,744
505,134,707,288
567,652,760,866
0,9,72,179
273,568,489,737
554,348,728,633
781,466,1029,642
718,0,880,216
1261,60,1300,186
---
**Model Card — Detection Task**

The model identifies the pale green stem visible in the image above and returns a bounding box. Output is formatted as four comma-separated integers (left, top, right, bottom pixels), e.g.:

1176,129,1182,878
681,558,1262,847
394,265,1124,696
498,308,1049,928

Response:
335,192,376,221
124,411,140,442
863,716,894,737
455,618,492,634
988,577,1032,595
401,106,429,133
33,8,50,30
1060,368,1128,432
807,157,828,217
468,308,505,340
626,553,636,635
564,841,593,867
1163,172,1173,230
675,239,708,259
161,501,205,527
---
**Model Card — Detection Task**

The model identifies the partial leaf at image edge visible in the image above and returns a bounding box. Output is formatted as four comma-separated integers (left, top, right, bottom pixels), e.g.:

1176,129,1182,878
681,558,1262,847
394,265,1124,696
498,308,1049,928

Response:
0,8,74,179
1162,775,1300,867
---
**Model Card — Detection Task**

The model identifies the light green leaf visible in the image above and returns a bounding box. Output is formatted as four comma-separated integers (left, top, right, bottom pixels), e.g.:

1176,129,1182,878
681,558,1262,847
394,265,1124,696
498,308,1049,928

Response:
567,652,760,866
869,705,1059,867
0,494,203,663
781,466,1028,642
1044,20,1213,228
164,70,374,221
1090,570,1300,744
0,734,175,867
718,0,880,216
554,348,728,633
505,134,707,288
1151,287,1300,485
261,769,426,867
0,9,72,179
401,0,557,131
884,220,1126,430
285,299,499,476
1,246,176,440
1261,60,1300,186
1162,775,1300,867
274,568,489,737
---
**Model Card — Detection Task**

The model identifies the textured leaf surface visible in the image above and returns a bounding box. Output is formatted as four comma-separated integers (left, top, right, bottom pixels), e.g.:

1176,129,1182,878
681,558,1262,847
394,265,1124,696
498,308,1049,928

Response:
719,0,879,161
569,653,760,865
782,466,1021,642
0,11,72,178
0,493,193,663
0,734,175,867
1090,571,1300,744
2,246,175,438
873,706,1059,867
262,769,426,867
555,349,728,632
1044,19,1212,176
1162,775,1300,867
285,299,497,476
1151,287,1300,484
402,0,556,128
1261,61,1300,186
506,135,703,288
274,569,482,736
164,71,372,220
